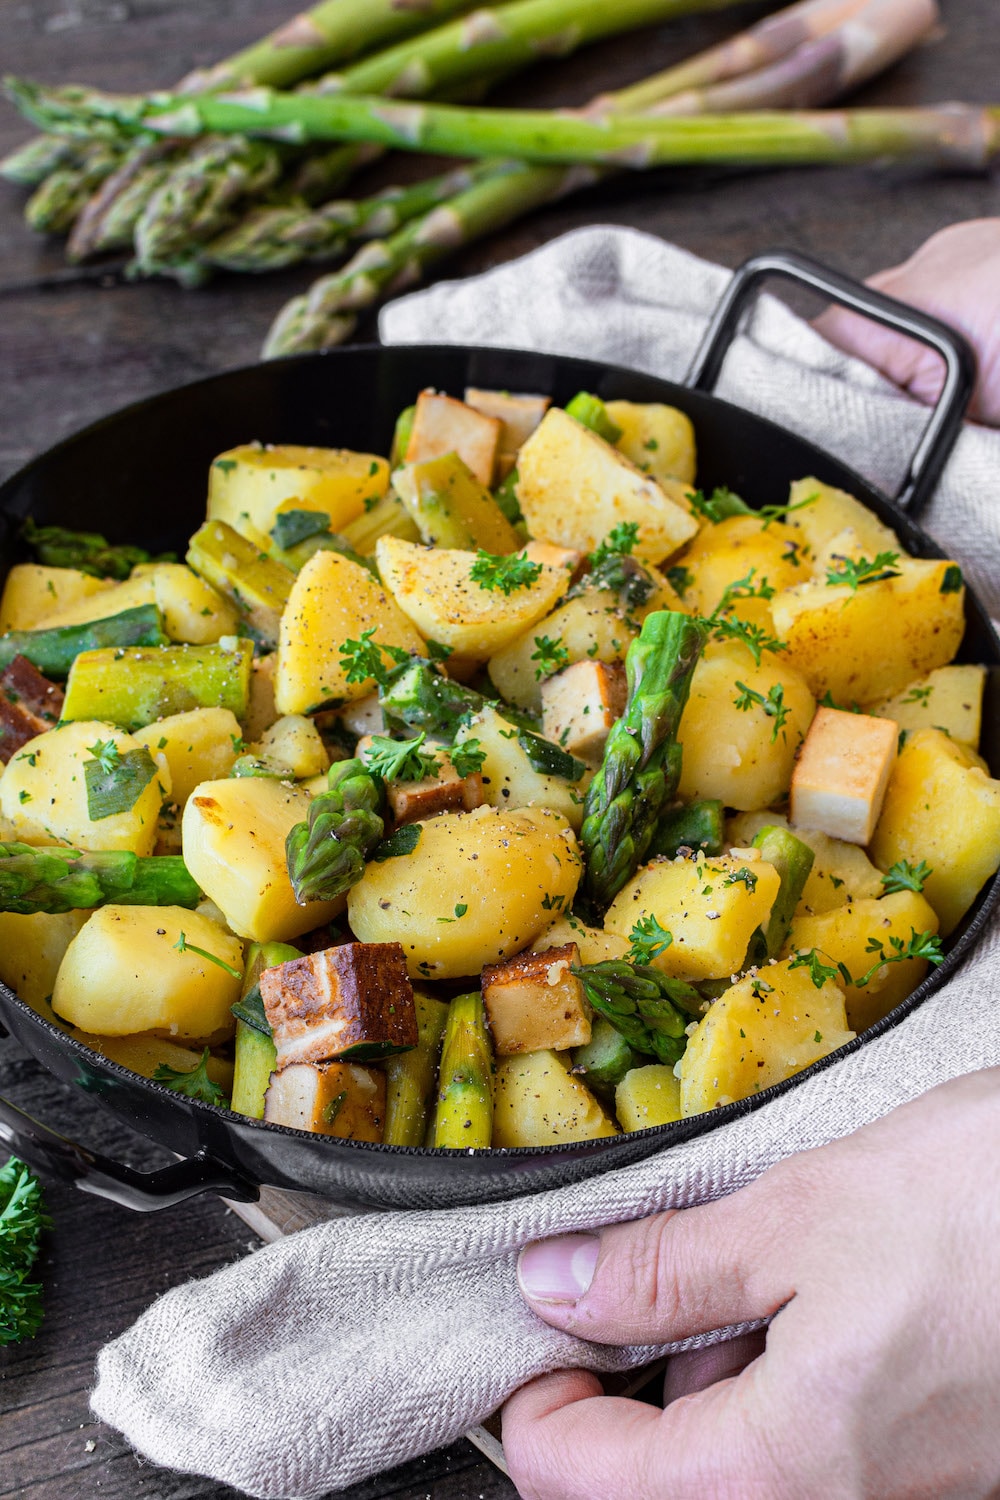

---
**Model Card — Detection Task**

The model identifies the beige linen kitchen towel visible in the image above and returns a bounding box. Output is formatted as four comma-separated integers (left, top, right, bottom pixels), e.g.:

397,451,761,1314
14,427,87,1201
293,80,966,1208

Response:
92,227,1000,1499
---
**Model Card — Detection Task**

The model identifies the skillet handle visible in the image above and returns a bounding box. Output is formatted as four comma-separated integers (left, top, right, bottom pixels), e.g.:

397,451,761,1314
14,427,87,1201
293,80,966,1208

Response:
0,1091,259,1211
685,248,977,517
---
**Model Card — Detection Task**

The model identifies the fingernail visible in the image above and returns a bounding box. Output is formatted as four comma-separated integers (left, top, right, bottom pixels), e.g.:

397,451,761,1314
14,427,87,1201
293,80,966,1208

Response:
517,1233,600,1305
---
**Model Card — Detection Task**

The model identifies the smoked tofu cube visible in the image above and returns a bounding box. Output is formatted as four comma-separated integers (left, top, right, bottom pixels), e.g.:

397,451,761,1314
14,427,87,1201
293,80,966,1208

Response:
263,1060,386,1141
791,707,898,846
355,735,484,824
482,941,592,1055
463,388,551,457
260,941,418,1067
405,390,502,487
541,660,627,764
0,656,64,762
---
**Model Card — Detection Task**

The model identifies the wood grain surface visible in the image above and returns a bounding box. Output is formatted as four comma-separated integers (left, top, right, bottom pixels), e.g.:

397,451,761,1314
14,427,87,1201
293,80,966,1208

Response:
1,1,997,1495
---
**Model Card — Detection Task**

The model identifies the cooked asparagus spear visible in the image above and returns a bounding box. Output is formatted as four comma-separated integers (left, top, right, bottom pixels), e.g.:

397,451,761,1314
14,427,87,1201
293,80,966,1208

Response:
582,611,707,913
0,604,167,680
186,521,294,647
751,823,815,960
285,757,385,905
61,638,254,728
570,1014,642,1097
21,517,167,580
432,990,493,1149
649,799,725,859
0,843,200,915
379,659,485,736
575,960,696,1066
230,940,302,1120
384,990,451,1146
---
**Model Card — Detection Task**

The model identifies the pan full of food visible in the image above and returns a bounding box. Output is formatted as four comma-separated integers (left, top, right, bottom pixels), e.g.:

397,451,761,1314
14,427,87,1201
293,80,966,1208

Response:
0,249,995,1211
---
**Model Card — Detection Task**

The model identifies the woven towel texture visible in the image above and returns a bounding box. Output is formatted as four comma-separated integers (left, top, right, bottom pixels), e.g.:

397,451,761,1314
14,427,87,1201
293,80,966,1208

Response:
91,228,1000,1499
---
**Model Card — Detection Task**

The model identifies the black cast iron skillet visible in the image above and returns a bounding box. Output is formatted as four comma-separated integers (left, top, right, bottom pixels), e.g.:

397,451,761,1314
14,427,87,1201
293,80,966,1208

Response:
0,250,995,1213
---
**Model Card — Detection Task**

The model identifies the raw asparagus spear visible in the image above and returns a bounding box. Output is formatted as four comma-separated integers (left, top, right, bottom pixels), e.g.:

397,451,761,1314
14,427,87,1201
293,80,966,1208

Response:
581,611,707,913
384,990,451,1146
432,991,493,1149
0,604,167,680
0,132,76,185
230,941,302,1119
648,799,725,859
23,141,123,234
0,843,199,915
285,758,385,905
186,520,294,647
575,960,697,1066
61,638,254,728
21,517,168,580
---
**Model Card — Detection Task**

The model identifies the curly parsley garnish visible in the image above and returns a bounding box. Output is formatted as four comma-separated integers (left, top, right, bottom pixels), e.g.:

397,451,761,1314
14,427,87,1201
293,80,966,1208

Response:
825,550,901,592
153,1047,229,1107
531,634,570,681
588,522,639,567
881,859,933,895
626,914,674,966
365,731,438,784
449,739,487,779
469,549,544,596
338,628,411,688
733,681,790,742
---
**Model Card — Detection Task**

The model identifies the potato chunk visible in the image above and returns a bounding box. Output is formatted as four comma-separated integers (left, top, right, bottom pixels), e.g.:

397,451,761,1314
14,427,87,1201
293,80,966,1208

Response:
790,707,898,846
133,707,241,809
482,942,592,1055
770,558,964,705
252,714,329,780
516,408,697,564
0,565,114,632
727,810,883,916
492,1050,617,1147
677,642,815,812
681,515,804,620
261,942,417,1067
264,1061,385,1141
784,478,901,564
182,777,344,943
605,853,781,982
616,1064,683,1132
0,909,89,1013
871,728,1000,935
784,890,940,1033
208,443,389,546
0,720,167,854
348,804,582,979
454,704,585,831
52,904,243,1039
531,915,629,965
375,537,571,659
275,549,425,713
604,400,696,486
134,563,238,645
870,665,986,749
678,958,854,1116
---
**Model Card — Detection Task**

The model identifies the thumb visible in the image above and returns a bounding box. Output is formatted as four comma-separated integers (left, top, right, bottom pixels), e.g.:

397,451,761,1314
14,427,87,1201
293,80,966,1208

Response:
516,1181,794,1346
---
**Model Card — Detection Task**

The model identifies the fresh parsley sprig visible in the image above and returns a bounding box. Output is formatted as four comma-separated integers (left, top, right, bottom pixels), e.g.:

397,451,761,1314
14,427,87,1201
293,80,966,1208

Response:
825,550,901,592
626,914,674,966
531,634,570,681
338,628,411,689
588,522,639,567
449,739,487,779
365,731,439,784
686,486,750,523
789,928,943,991
173,932,243,981
0,1156,50,1346
733,681,790,742
469,549,543,596
881,859,933,895
153,1048,229,1107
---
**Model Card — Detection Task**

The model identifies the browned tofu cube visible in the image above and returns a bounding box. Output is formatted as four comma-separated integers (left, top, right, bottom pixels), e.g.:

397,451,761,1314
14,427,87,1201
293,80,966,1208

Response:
482,941,592,1055
463,388,551,457
791,706,898,845
355,735,483,825
406,390,501,487
263,1060,385,1141
0,655,64,763
541,660,627,764
260,941,417,1068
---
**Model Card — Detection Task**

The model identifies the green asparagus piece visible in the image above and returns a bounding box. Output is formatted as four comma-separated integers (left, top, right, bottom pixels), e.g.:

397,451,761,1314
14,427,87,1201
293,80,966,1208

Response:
394,453,520,552
648,799,725,859
432,991,493,1149
575,960,696,1066
65,139,177,261
21,517,168,580
564,391,624,445
0,843,199,915
0,133,77,185
269,529,376,578
581,611,707,912
0,604,167,680
230,942,302,1119
379,659,485,736
61,638,254,729
390,406,417,469
752,824,815,960
570,1014,642,1098
23,141,123,234
285,758,385,905
186,520,294,648
384,990,451,1146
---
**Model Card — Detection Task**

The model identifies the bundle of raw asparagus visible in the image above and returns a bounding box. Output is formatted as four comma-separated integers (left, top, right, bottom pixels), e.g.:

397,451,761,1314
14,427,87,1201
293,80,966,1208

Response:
4,0,986,357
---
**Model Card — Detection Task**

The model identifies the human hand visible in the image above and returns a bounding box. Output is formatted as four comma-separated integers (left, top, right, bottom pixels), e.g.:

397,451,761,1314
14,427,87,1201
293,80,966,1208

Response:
814,218,1000,427
503,1068,1000,1500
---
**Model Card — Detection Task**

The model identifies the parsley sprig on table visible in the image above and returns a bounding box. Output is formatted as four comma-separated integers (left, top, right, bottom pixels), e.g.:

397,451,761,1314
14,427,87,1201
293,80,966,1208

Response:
0,1156,50,1346
469,549,543,595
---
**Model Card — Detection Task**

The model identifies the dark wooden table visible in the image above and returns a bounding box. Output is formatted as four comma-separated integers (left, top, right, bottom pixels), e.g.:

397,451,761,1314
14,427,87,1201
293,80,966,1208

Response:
1,2,997,1495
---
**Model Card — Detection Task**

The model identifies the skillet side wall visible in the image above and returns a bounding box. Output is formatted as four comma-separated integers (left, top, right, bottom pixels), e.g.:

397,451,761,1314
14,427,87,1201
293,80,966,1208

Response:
1,345,997,1210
